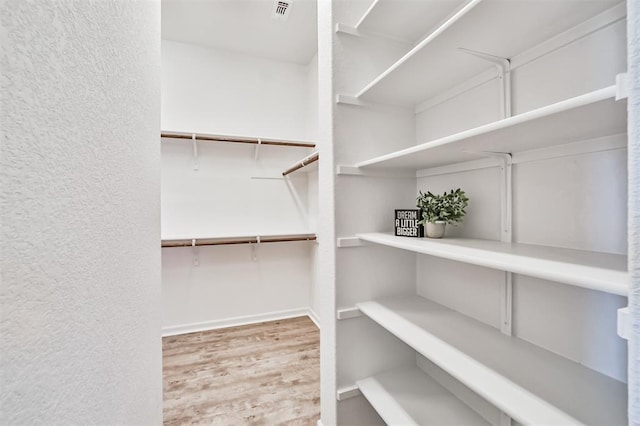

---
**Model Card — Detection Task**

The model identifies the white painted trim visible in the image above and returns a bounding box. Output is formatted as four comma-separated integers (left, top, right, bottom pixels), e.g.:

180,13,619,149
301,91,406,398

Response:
337,384,361,401
162,307,312,337
416,70,497,114
416,158,500,178
307,308,321,329
512,133,627,165
337,306,362,320
510,2,626,71
415,2,626,113
413,134,627,178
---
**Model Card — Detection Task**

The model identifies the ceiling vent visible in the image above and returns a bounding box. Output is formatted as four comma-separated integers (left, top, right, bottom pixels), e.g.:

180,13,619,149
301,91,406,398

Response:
272,0,293,21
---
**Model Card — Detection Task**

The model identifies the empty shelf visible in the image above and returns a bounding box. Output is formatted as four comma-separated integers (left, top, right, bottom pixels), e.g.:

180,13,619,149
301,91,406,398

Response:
357,367,489,425
356,0,467,44
356,233,628,296
354,86,627,170
357,296,627,425
355,1,621,106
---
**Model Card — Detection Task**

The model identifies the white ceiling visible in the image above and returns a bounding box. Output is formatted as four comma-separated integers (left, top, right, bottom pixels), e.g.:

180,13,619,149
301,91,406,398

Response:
162,0,318,65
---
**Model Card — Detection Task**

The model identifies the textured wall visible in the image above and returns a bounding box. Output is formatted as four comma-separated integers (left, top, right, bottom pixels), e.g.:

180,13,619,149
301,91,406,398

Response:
317,0,337,423
628,0,640,423
1,1,162,424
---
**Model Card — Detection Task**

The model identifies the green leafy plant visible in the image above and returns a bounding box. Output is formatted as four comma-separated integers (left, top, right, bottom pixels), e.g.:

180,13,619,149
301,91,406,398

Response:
416,188,469,225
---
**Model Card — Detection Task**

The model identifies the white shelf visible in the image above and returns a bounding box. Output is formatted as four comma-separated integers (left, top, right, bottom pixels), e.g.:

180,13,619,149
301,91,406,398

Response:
355,0,467,45
353,1,621,106
357,296,627,425
356,233,628,296
357,367,489,425
354,86,627,170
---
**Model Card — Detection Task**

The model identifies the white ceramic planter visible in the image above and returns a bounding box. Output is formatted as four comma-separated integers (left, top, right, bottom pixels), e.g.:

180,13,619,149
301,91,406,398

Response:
425,221,446,238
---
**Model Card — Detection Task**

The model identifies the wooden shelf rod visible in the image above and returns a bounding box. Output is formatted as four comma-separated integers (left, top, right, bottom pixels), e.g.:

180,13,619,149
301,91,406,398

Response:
161,131,316,148
162,234,317,248
283,151,319,176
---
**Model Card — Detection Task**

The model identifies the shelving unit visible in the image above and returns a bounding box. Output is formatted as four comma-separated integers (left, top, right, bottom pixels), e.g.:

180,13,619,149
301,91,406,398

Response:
352,0,467,44
357,367,489,426
345,1,623,107
354,232,628,295
357,296,627,425
327,0,630,424
347,85,626,171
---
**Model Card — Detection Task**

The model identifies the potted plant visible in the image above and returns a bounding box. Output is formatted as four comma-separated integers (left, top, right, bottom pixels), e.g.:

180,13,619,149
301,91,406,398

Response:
416,188,469,238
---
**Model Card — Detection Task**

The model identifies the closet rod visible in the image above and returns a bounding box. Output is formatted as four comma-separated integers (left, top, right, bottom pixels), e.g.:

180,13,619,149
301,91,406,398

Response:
161,131,316,148
283,151,319,176
162,234,317,248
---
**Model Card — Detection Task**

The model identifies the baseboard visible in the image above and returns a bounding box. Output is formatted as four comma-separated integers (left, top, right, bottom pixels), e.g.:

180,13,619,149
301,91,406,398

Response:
162,307,311,337
307,308,321,329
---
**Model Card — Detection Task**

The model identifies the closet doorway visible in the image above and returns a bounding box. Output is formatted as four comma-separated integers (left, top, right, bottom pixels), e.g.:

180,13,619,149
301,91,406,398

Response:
160,0,320,423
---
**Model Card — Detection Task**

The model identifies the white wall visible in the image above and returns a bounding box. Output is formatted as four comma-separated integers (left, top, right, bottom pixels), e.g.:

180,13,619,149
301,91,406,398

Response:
162,40,316,141
1,2,162,424
161,40,319,332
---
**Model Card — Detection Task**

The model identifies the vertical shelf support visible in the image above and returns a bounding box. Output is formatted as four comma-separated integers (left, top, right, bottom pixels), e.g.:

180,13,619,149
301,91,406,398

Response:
464,151,513,337
254,138,262,161
192,239,199,266
251,236,261,262
192,133,199,171
458,48,511,118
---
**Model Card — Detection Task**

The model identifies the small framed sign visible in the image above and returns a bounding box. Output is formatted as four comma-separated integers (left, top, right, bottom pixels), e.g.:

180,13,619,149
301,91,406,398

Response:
395,209,423,237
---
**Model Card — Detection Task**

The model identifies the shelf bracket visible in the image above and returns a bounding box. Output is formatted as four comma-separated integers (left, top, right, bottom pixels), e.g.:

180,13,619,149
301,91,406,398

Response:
458,48,511,119
336,384,361,401
337,237,366,248
254,138,262,161
617,307,630,340
192,239,199,266
251,236,260,262
192,134,199,171
615,73,628,100
337,306,362,320
465,151,513,336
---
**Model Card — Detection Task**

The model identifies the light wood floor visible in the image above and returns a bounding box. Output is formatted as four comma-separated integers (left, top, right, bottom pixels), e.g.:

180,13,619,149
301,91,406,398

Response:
163,316,320,425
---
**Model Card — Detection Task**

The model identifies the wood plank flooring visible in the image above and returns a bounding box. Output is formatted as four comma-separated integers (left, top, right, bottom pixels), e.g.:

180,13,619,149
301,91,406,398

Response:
163,316,320,425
